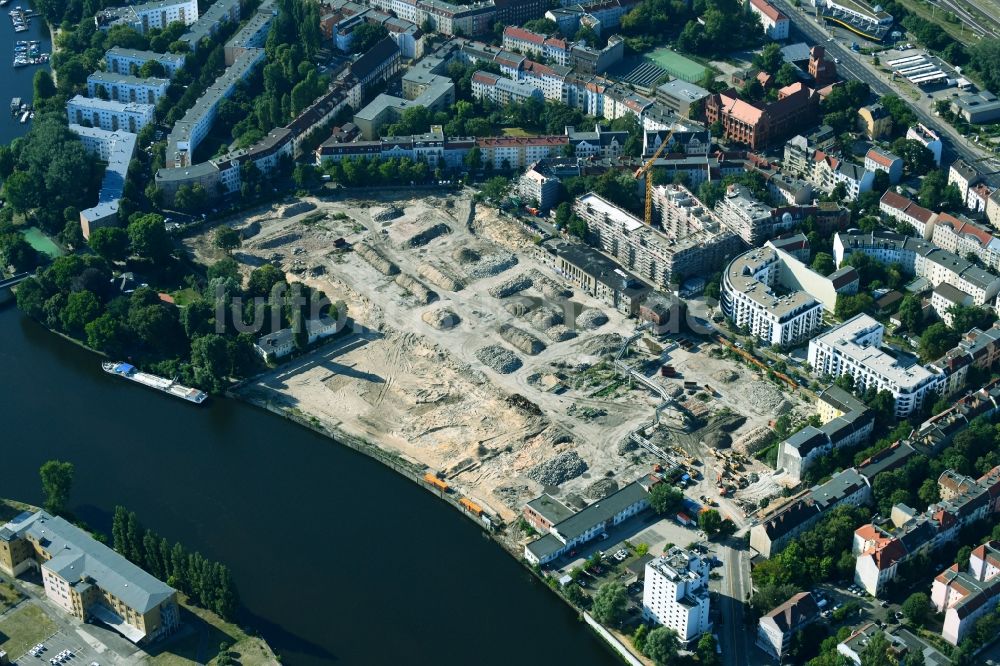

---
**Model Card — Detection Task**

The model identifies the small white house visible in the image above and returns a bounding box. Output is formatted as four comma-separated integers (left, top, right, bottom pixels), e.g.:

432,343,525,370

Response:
254,315,340,360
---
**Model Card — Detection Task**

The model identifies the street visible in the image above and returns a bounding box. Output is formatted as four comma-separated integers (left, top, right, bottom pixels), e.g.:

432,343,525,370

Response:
770,0,995,172
719,542,755,666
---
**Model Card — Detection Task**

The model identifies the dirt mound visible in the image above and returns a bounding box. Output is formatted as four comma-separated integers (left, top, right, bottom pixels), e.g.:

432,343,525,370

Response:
394,274,438,304
546,325,577,342
489,274,533,298
578,309,608,330
399,222,451,249
418,263,464,291
422,307,461,330
467,252,518,279
584,477,619,499
453,247,480,264
355,243,399,275
498,324,546,355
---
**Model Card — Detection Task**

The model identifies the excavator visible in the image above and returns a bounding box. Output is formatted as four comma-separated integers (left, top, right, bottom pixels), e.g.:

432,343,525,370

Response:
633,124,678,226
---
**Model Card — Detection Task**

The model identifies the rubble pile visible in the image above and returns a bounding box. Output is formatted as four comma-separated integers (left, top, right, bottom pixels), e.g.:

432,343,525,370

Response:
498,324,546,355
526,451,588,486
355,242,400,275
476,344,523,373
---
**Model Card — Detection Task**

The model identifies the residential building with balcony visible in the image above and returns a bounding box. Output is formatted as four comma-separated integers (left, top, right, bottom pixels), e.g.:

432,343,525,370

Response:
66,96,154,134
87,72,170,105
71,124,138,238
642,547,712,644
747,0,789,39
105,47,186,78
95,0,198,33
932,541,1000,645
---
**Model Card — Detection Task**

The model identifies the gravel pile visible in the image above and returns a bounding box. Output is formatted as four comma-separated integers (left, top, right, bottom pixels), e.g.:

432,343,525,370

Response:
529,307,563,329
526,269,572,299
489,273,533,298
394,274,438,304
526,451,588,486
468,252,518,279
714,369,739,383
355,242,400,275
581,333,624,357
282,201,315,217
546,325,577,342
498,324,546,355
453,247,481,264
584,478,619,500
475,345,523,373
494,484,530,509
617,438,640,454
747,381,785,412
371,206,403,222
577,309,608,329
418,263,464,291
704,432,732,449
255,232,302,250
422,307,461,330
400,222,450,248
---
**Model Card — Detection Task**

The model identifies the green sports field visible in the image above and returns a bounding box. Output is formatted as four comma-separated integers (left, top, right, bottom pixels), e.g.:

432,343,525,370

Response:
645,48,710,83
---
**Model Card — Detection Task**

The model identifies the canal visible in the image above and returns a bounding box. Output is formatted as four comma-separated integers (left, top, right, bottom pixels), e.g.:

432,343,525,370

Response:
0,306,620,666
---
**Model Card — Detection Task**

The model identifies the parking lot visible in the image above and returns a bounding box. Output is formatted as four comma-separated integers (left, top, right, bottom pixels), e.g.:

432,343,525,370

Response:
14,629,104,666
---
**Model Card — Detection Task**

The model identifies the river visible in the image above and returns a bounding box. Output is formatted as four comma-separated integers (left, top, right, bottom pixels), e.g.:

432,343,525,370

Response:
0,1,51,145
0,305,620,666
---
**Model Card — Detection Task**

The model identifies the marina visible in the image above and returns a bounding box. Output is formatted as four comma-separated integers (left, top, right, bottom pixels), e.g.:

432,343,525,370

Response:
13,39,47,67
9,6,33,32
101,361,209,404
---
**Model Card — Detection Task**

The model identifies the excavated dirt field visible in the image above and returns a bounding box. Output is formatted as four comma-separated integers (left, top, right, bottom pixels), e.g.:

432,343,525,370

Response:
185,190,805,521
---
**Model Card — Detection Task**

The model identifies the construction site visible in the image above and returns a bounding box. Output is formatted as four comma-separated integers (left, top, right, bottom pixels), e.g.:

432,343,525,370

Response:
184,188,814,525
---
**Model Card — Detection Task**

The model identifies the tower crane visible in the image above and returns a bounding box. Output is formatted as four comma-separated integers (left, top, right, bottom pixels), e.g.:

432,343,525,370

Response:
634,125,677,226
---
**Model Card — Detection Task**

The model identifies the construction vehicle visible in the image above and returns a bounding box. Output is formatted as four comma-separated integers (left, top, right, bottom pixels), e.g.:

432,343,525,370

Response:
634,124,678,226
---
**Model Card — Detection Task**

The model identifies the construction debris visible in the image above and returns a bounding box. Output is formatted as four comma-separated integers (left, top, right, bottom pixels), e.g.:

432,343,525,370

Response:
467,252,518,279
371,206,403,222
476,344,523,373
418,263,464,291
489,273,533,298
498,324,546,355
578,309,609,329
355,242,400,275
422,307,461,330
526,451,588,486
399,222,451,248
394,273,438,304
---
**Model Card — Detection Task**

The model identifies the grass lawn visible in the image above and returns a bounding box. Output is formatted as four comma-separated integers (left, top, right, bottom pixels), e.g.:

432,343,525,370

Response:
0,578,24,615
501,127,533,137
170,288,202,307
145,598,278,666
0,605,57,659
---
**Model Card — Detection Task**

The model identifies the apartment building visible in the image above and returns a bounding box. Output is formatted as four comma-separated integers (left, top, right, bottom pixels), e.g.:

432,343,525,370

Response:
642,128,712,158
478,135,568,170
544,0,638,35
932,541,1000,645
87,72,169,105
66,95,154,134
105,47,186,78
95,0,198,33
574,192,739,284
750,467,874,558
705,83,818,149
777,386,873,482
854,465,1000,596
501,26,569,65
864,146,903,184
642,548,712,644
524,479,654,564
932,213,1000,272
71,124,138,237
757,592,819,660
808,314,945,417
949,159,982,203
879,190,937,238
566,124,628,159
223,3,275,66
713,183,778,246
471,70,543,106
810,151,874,200
834,230,1000,306
179,0,243,52
931,283,974,326
0,510,179,644
721,244,825,347
747,0,789,40
857,103,892,139
905,123,942,165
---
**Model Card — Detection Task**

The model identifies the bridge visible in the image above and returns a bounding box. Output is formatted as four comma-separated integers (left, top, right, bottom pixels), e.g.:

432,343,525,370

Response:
0,273,32,304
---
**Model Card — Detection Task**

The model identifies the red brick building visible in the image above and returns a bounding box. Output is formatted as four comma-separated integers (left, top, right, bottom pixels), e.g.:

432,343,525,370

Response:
705,82,819,149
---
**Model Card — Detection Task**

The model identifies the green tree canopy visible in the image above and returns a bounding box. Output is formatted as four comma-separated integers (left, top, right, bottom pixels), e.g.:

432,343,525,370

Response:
919,322,959,361
127,213,173,261
643,626,680,665
88,226,130,263
591,581,628,626
649,483,684,515
40,460,74,515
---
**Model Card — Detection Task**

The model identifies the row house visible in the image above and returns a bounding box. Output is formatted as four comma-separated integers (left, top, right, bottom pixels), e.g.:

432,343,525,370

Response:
501,26,569,65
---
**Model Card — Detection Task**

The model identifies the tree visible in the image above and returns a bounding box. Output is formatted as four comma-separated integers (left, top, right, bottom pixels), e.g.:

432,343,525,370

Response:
479,176,510,201
88,226,130,263
891,138,935,176
775,62,798,87
860,630,890,666
213,227,241,254
649,483,684,515
33,69,56,101
643,627,680,665
60,290,101,334
591,581,628,626
350,23,389,54
191,334,232,392
902,592,930,626
835,293,874,320
127,213,172,261
754,42,784,74
39,460,74,515
917,170,963,212
897,294,922,331
919,322,959,361
811,252,835,276
86,313,127,353
699,509,723,536
696,633,721,666
0,234,39,272
947,304,997,334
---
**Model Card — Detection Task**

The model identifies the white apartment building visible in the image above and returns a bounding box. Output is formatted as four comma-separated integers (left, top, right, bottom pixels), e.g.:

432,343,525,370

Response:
808,314,944,417
471,71,543,106
834,230,1000,306
811,153,875,201
757,592,820,660
66,95,154,134
864,146,903,184
721,244,825,347
906,124,942,165
105,48,186,78
70,124,138,237
747,0,789,39
714,182,780,246
932,541,1000,646
87,71,170,105
879,190,937,238
501,26,569,65
477,135,567,170
642,548,712,644
931,213,1000,272
95,0,198,33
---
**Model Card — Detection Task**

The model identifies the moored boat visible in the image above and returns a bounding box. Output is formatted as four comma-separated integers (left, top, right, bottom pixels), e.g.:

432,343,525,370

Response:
102,362,208,404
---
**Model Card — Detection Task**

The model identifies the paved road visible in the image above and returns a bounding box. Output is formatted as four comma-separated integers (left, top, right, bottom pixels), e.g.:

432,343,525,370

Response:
719,542,755,666
771,0,996,175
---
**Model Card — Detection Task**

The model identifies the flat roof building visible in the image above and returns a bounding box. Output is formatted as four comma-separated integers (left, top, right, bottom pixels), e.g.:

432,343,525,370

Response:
642,547,712,644
71,124,138,238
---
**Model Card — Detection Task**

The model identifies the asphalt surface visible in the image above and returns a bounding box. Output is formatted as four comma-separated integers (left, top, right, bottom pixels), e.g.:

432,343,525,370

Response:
719,542,755,666
771,0,996,175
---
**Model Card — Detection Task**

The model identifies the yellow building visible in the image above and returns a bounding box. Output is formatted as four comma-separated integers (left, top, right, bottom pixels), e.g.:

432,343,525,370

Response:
816,384,868,424
0,510,179,644
857,103,893,140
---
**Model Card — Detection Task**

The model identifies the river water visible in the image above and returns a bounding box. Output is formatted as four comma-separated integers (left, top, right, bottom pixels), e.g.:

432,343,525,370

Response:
0,306,620,666
0,1,52,145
